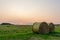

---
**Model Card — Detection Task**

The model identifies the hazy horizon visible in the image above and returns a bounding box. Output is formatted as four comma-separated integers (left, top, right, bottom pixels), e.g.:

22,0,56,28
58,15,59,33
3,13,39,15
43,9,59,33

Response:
0,0,60,25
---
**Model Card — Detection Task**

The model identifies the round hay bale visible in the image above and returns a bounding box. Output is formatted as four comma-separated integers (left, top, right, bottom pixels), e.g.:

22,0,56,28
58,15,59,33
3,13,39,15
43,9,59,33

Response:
39,22,49,34
32,22,49,34
49,23,55,33
32,22,40,33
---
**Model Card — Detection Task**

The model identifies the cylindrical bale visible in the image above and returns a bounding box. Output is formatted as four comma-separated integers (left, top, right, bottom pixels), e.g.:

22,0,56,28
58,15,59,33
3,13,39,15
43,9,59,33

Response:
39,22,49,34
32,22,49,34
49,23,55,33
32,22,40,33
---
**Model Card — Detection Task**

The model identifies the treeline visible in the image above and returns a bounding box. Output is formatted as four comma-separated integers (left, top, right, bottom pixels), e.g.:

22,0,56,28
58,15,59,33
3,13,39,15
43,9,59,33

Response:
55,24,60,26
0,23,13,25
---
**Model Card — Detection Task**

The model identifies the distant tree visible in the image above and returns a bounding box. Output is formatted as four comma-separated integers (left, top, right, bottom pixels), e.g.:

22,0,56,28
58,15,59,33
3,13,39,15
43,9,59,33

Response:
55,24,60,26
1,23,12,25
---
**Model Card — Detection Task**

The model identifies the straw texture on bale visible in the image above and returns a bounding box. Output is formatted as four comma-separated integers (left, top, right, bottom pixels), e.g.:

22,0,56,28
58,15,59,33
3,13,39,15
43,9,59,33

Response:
32,22,40,33
32,22,49,34
49,23,55,33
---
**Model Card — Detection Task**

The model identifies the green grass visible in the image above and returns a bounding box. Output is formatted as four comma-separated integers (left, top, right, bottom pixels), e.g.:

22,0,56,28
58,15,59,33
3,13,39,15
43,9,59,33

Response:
0,25,60,40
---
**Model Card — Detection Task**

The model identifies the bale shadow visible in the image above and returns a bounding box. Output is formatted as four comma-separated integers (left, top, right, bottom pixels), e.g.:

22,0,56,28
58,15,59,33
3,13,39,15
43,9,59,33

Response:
25,32,60,40
32,32,60,39
49,32,60,37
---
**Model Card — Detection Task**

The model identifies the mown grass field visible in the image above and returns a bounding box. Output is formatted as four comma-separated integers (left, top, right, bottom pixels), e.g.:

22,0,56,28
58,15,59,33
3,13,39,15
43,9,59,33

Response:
0,25,60,40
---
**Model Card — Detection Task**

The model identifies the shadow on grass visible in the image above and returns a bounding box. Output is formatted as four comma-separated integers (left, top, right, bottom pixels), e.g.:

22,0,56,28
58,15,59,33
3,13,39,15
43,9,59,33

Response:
30,32,60,39
24,32,60,40
49,32,60,37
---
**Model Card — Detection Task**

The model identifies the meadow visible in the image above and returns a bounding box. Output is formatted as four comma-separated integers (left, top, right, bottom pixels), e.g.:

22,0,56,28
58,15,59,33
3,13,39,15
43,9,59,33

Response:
0,25,60,40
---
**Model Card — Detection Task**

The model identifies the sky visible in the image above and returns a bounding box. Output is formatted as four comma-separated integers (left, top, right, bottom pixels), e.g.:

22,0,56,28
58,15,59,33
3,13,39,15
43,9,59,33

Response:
0,0,60,25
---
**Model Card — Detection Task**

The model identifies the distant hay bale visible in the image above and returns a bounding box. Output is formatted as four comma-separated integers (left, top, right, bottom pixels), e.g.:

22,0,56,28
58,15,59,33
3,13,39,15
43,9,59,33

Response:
32,22,49,34
49,23,55,33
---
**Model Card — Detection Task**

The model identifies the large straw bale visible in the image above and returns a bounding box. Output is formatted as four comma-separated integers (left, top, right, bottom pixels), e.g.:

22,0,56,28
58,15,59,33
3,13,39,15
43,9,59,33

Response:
49,23,55,33
32,22,49,34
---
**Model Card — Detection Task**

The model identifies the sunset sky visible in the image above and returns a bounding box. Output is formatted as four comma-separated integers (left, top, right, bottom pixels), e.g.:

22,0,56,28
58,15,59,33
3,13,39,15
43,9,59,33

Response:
0,0,60,25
